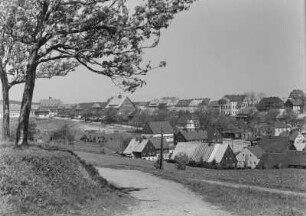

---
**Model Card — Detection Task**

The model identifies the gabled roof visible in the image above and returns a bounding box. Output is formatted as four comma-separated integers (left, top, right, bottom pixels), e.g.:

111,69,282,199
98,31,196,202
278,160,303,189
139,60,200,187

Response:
208,144,230,163
191,142,215,162
133,139,150,153
258,136,290,153
286,98,303,106
223,95,247,103
123,138,140,155
144,121,174,134
148,137,170,149
172,142,201,159
106,95,133,109
246,146,265,158
179,130,208,141
175,99,193,107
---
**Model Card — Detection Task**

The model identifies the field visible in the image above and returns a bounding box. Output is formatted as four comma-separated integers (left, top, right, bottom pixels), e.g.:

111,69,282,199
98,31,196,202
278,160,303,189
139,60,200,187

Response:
77,152,306,216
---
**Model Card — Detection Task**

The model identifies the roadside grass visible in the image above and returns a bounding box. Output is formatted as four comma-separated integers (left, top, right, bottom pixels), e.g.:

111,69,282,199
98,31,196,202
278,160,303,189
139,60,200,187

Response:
0,144,134,216
77,152,306,216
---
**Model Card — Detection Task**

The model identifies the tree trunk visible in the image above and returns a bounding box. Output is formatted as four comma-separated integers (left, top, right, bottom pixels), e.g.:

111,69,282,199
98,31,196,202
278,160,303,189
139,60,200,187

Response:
0,63,10,140
15,50,38,147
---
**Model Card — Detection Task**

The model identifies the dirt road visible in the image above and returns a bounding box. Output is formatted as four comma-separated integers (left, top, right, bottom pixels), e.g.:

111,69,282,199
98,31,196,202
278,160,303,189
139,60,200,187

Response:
97,167,231,216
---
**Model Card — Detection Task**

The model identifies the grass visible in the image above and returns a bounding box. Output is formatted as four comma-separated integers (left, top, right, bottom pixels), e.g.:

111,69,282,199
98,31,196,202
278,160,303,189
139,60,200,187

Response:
0,144,134,216
77,152,306,216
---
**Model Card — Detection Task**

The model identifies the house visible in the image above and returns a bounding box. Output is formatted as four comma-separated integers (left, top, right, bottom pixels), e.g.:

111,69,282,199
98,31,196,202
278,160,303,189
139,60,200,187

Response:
273,121,290,136
222,139,251,154
172,142,237,168
30,104,40,117
207,143,237,168
285,99,303,114
236,146,265,168
174,98,209,112
39,97,62,116
171,142,215,163
256,153,289,169
258,136,291,153
174,130,208,144
287,151,306,168
289,131,306,151
256,97,284,112
218,95,248,116
208,100,221,111
176,119,200,131
142,121,174,141
106,95,136,116
35,108,50,119
123,138,156,160
148,137,173,159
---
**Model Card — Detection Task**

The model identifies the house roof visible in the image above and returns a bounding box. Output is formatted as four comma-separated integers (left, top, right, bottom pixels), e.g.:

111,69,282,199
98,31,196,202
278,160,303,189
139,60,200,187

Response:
287,98,303,106
287,151,306,167
39,98,62,107
123,138,140,155
175,99,193,107
224,95,247,103
257,153,289,169
246,146,265,158
279,131,290,137
274,121,289,128
133,139,150,153
179,130,208,141
145,121,174,134
222,139,251,153
208,144,230,163
191,142,215,162
172,142,201,160
148,137,170,149
92,103,102,108
208,100,220,107
258,136,290,153
106,95,132,109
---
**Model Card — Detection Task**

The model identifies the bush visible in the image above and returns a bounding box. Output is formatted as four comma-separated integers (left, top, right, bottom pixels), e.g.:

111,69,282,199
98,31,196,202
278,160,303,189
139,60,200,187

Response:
174,153,188,170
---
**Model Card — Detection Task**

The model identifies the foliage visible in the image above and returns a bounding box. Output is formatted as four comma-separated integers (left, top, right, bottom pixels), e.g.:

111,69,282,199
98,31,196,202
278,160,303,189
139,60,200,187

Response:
103,108,118,124
49,124,75,144
174,152,188,170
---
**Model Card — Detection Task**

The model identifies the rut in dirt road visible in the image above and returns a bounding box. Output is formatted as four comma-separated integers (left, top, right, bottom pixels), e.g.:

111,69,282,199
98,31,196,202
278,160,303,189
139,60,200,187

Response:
97,167,232,216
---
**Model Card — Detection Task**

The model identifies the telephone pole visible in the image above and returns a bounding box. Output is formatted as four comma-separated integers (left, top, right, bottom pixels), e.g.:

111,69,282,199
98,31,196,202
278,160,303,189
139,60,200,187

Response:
159,127,164,169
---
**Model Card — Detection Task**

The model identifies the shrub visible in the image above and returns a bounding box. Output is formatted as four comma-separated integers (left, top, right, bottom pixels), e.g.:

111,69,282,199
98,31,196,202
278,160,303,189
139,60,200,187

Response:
174,152,188,170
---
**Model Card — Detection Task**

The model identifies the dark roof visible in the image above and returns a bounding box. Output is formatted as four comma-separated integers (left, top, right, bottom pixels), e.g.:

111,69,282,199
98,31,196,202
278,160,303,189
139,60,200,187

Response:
224,95,247,103
179,130,208,141
208,100,220,108
258,136,290,153
279,131,290,137
287,151,306,167
257,153,289,169
246,146,265,158
274,121,289,128
148,137,170,149
286,98,303,106
145,121,174,134
175,99,193,107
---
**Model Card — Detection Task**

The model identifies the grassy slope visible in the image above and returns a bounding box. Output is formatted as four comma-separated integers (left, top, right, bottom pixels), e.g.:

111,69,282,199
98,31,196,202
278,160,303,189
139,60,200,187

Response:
0,144,134,216
77,152,306,216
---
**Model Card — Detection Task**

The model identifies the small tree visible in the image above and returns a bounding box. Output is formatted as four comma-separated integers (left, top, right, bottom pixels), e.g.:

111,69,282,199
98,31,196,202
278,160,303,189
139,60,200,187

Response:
174,152,188,170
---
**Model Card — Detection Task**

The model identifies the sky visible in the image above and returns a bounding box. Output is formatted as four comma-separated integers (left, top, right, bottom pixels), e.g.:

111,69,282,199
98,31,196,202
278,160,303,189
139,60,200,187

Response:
6,0,306,103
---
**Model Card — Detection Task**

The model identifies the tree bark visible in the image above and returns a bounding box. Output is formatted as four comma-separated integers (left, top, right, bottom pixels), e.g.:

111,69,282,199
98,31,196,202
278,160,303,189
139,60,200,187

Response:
15,49,38,147
0,63,10,140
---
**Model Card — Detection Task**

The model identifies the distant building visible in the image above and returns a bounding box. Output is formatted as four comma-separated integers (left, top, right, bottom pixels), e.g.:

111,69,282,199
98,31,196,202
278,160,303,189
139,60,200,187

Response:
218,95,249,116
174,98,210,112
273,121,290,136
142,121,174,141
39,97,62,116
176,119,200,131
257,97,284,112
236,146,265,168
174,130,208,144
258,136,291,153
123,138,157,160
106,95,136,116
284,98,303,114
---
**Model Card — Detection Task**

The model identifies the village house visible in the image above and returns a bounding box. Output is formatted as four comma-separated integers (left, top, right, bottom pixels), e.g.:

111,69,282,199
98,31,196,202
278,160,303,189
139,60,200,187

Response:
142,121,174,141
208,100,221,111
172,142,237,168
123,138,156,160
106,95,137,116
218,95,249,116
148,137,174,160
39,97,62,116
174,98,210,113
256,97,284,112
273,121,290,136
285,98,303,114
174,129,208,144
257,153,289,169
176,118,200,131
236,146,265,168
289,131,306,151
35,108,50,119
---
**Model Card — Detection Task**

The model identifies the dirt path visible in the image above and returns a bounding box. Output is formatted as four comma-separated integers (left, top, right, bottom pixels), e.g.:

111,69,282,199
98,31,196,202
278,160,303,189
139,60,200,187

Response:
188,178,306,197
97,167,231,216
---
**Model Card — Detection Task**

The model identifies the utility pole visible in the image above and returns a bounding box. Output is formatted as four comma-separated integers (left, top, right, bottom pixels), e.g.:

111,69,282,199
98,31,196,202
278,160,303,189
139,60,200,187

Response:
159,127,164,169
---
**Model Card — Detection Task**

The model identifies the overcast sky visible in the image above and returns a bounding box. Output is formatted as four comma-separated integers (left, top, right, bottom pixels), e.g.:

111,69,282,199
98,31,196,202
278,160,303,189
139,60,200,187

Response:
6,0,306,103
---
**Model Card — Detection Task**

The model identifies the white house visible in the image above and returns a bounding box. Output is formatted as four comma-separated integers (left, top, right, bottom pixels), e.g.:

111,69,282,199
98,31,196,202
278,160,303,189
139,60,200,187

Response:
236,146,265,169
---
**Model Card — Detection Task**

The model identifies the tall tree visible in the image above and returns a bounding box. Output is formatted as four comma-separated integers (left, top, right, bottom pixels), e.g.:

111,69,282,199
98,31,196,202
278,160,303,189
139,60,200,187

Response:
0,0,195,146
